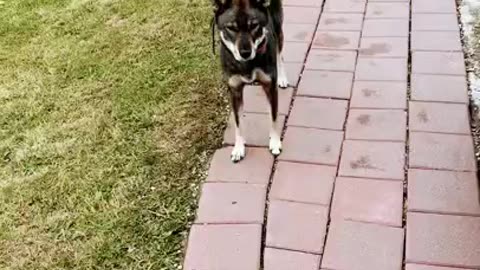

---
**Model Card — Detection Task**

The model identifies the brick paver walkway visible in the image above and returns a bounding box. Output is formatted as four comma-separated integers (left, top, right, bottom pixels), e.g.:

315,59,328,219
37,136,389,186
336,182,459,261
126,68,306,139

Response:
183,0,480,269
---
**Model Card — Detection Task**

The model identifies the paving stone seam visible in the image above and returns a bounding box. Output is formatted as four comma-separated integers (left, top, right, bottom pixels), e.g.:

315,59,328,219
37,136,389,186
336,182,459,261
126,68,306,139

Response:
408,165,477,173
402,1,414,269
409,130,472,136
406,262,479,270
264,245,324,256
408,209,480,218
343,137,407,143
331,174,407,182
405,260,480,270
296,94,351,100
317,2,367,269
269,159,339,167
408,99,469,105
269,197,331,207
333,217,404,228
285,124,344,132
260,2,328,268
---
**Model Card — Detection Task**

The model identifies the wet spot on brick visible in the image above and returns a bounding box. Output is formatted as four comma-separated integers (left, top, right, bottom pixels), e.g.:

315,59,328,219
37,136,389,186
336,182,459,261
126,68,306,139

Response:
350,156,377,170
294,31,308,40
356,114,371,125
314,33,349,48
374,10,383,15
324,145,332,153
362,88,378,97
325,18,348,25
360,43,391,55
417,110,429,123
324,53,340,62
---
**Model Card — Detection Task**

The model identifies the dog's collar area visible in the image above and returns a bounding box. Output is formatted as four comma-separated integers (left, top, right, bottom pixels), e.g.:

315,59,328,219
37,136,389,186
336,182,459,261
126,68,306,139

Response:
256,37,267,54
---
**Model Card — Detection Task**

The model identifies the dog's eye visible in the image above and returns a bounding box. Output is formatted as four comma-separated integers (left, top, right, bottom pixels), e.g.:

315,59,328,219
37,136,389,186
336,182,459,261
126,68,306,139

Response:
250,23,260,31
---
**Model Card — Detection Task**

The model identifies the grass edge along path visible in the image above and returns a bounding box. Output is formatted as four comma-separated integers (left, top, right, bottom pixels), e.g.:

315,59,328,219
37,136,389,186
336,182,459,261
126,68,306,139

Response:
0,0,228,269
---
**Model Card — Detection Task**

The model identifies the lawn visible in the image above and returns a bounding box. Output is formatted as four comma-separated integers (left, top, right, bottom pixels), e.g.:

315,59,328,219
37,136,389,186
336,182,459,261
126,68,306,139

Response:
0,0,227,269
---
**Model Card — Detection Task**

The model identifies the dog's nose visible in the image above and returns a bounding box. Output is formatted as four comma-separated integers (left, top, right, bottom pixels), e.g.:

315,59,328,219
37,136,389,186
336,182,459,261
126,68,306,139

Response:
239,49,251,59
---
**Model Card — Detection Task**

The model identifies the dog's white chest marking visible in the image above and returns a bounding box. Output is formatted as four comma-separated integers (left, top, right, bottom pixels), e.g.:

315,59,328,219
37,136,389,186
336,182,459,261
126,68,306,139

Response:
228,69,272,88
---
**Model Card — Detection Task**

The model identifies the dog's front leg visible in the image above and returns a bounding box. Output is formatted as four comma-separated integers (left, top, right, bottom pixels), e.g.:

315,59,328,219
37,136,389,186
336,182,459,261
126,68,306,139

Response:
261,78,282,156
276,53,289,89
229,83,246,162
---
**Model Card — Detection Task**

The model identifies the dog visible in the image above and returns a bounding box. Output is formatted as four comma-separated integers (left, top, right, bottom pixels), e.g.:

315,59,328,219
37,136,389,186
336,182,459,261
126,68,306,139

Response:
212,0,288,162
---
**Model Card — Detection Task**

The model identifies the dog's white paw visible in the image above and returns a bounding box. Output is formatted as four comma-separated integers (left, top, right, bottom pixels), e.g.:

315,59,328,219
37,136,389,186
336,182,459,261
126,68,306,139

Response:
231,144,246,162
269,137,282,156
277,75,289,89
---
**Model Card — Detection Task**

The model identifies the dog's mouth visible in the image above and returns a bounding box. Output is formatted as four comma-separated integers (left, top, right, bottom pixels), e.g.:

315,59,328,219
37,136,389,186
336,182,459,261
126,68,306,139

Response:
255,35,267,55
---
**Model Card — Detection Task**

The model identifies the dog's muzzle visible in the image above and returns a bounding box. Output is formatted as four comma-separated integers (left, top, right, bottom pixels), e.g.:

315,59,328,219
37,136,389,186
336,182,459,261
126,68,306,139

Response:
220,28,268,62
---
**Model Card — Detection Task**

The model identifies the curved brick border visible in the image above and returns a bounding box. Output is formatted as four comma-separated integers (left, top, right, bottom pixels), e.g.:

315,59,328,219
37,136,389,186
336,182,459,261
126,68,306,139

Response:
183,0,480,269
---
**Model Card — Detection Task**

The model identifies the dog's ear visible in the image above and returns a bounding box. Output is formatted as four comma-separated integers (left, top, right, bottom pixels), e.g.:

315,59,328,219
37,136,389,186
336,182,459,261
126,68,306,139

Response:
212,0,232,10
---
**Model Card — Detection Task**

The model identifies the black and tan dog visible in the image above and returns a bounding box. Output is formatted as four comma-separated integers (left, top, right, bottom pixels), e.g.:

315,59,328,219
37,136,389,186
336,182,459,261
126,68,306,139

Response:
212,0,288,162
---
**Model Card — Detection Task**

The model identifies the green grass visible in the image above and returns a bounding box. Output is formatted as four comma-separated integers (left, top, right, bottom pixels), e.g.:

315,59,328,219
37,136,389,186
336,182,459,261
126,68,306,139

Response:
0,0,228,269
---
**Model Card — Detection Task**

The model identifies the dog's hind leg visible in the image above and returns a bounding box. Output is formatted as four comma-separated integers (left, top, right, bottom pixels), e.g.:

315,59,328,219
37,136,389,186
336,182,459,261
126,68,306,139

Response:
229,85,246,162
261,78,282,156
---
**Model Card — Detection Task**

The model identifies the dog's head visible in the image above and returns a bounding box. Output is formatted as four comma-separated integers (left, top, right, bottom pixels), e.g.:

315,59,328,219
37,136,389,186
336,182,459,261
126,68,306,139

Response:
213,0,269,62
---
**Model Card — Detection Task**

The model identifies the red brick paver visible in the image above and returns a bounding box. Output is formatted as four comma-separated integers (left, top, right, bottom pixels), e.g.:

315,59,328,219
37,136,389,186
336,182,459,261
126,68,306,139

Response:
359,37,408,58
339,140,405,180
206,147,273,185
411,31,462,52
298,70,354,99
411,74,468,104
223,113,286,147
284,6,322,24
306,49,357,71
324,0,366,13
280,127,343,165
406,213,480,269
365,2,410,18
318,13,364,31
409,132,476,171
408,170,480,216
184,224,262,270
412,51,466,76
184,0,480,268
266,200,329,254
270,162,336,205
409,102,470,134
331,177,404,226
288,97,348,130
351,81,407,109
264,248,321,270
362,19,409,37
195,183,266,224
412,0,457,13
346,109,406,141
312,31,361,50
355,58,408,81
412,14,460,31
322,220,404,270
